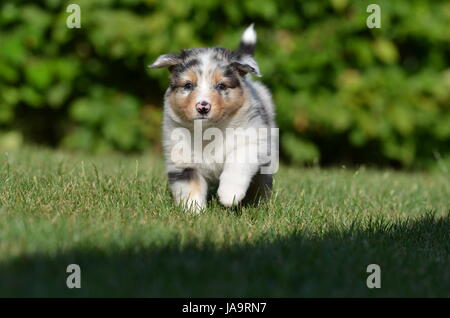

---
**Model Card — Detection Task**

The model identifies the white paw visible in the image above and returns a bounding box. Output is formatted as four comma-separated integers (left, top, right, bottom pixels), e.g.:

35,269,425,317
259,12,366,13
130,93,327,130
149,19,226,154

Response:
217,184,247,207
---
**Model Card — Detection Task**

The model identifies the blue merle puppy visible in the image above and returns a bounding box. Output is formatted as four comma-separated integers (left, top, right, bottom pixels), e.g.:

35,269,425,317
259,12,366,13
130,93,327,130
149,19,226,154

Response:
149,24,278,212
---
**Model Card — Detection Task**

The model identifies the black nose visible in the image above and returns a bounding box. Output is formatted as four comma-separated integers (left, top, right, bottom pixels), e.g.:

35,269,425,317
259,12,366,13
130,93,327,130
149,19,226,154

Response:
196,101,211,115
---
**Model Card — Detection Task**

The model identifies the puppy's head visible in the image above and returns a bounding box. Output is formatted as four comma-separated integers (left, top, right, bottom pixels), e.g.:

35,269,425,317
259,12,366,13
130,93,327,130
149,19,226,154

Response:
150,46,260,124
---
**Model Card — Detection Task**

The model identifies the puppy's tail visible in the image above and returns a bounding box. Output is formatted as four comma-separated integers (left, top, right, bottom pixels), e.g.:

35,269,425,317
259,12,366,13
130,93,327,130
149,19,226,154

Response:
237,23,257,56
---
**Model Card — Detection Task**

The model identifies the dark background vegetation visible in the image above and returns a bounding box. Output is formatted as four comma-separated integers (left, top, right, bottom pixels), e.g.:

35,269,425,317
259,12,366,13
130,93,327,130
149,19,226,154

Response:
1,0,449,169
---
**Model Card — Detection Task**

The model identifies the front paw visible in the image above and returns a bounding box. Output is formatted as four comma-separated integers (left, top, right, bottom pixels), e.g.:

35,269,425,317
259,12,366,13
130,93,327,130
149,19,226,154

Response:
217,184,247,207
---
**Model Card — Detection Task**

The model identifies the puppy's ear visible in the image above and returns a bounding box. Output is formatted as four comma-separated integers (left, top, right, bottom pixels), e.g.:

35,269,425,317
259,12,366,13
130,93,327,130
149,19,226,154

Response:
148,53,182,69
231,55,262,77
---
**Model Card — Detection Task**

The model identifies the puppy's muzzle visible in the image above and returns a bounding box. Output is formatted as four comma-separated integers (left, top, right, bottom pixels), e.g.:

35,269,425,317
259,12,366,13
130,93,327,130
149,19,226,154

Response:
196,101,211,115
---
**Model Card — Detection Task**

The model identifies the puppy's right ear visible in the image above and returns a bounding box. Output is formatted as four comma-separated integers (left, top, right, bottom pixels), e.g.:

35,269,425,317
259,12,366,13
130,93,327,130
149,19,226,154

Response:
148,53,182,69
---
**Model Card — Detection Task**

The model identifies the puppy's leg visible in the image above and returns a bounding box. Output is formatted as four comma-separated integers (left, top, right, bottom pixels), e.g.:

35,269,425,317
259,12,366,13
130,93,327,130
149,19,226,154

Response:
218,160,260,207
243,172,273,205
168,168,207,213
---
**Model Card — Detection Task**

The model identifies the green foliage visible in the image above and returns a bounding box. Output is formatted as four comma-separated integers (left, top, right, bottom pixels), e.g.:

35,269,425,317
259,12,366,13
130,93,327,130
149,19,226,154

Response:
0,0,449,168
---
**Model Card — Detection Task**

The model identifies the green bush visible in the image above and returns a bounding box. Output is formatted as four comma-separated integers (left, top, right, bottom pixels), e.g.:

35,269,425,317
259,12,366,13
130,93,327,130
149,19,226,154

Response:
0,0,449,168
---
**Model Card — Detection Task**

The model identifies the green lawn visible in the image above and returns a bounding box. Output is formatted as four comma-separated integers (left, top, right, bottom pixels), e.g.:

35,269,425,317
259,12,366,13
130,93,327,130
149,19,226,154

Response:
0,146,449,297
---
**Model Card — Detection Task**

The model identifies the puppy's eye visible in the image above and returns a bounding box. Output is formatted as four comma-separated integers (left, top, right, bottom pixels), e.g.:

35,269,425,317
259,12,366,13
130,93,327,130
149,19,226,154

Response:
184,82,193,90
216,83,227,91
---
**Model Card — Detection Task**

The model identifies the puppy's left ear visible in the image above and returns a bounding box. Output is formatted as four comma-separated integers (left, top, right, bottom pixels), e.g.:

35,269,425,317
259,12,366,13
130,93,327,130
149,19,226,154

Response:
231,55,262,77
148,53,182,69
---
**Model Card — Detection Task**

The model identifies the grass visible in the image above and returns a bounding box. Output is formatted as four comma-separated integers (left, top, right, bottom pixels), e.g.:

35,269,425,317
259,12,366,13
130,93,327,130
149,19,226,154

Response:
0,146,449,297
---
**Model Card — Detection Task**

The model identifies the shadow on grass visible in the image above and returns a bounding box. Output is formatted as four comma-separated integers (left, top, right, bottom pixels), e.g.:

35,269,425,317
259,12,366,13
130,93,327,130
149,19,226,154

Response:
1,212,449,297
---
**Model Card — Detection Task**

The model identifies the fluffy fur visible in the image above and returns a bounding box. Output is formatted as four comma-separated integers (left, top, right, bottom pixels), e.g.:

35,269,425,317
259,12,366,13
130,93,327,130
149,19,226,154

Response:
149,24,278,212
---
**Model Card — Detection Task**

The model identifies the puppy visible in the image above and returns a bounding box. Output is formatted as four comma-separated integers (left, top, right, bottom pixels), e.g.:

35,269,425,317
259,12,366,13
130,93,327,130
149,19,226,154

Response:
149,24,278,212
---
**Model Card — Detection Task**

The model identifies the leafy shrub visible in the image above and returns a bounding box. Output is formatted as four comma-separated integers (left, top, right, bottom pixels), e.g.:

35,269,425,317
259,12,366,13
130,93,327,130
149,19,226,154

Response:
0,0,449,168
